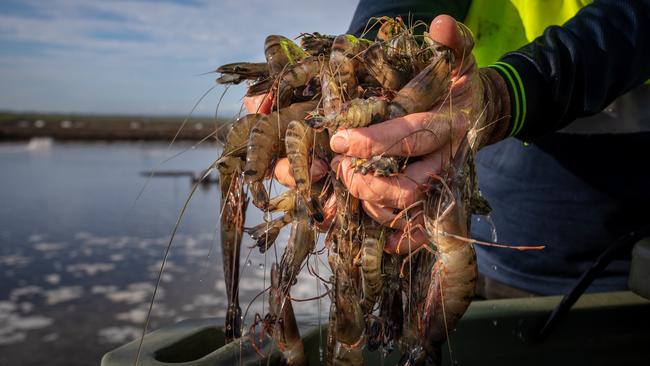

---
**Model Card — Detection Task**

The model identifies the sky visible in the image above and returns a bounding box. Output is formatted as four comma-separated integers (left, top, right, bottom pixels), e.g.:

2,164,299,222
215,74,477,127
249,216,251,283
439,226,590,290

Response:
0,0,357,117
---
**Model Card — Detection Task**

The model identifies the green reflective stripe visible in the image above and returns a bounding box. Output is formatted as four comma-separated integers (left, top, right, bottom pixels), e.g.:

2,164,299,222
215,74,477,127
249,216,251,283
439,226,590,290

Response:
489,63,521,137
495,61,527,136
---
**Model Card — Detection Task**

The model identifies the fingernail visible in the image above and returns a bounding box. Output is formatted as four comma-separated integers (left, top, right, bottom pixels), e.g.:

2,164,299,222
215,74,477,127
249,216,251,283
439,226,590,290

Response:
331,135,348,153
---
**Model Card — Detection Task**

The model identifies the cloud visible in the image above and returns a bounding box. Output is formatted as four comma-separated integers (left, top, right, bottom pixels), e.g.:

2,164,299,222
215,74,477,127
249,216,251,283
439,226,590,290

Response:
0,0,358,115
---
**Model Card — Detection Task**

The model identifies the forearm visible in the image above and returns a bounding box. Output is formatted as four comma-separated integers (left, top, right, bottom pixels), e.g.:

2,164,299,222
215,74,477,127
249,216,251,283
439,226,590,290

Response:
477,68,511,148
490,0,650,140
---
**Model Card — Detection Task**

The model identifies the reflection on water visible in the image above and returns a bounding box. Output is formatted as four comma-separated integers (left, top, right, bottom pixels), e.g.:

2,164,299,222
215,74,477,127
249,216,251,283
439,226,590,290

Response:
0,141,330,365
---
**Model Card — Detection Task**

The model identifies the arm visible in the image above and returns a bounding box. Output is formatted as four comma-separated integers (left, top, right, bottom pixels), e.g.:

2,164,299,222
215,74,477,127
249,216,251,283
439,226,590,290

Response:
334,2,650,251
494,0,650,140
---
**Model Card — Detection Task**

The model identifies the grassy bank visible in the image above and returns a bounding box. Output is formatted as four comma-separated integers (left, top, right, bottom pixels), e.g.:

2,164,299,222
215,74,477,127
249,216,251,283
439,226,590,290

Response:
0,112,231,141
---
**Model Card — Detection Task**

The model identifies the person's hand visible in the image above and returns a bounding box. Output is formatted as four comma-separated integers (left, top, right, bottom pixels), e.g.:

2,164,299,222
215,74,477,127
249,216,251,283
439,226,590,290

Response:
330,15,511,254
243,93,274,115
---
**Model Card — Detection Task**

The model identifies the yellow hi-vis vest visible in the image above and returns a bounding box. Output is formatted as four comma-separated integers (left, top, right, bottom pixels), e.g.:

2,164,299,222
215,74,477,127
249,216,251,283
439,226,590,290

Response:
464,0,650,135
464,0,593,67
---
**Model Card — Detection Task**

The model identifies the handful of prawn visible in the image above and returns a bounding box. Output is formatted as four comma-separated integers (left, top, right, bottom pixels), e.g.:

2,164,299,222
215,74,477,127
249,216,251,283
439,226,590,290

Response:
212,16,486,366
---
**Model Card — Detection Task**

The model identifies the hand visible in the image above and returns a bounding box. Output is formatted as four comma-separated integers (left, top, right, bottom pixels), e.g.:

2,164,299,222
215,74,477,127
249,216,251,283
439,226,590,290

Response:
243,93,274,115
330,15,511,253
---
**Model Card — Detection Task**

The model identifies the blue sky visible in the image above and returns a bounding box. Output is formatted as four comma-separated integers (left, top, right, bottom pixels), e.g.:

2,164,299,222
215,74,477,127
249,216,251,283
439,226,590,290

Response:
0,0,356,117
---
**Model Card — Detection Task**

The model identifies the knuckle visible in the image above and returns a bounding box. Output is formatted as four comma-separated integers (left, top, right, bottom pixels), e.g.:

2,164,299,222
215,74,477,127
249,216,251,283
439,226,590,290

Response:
398,188,417,208
361,135,375,158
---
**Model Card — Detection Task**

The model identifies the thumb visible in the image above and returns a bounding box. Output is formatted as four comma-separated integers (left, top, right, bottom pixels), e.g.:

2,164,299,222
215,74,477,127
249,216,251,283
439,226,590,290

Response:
429,15,474,63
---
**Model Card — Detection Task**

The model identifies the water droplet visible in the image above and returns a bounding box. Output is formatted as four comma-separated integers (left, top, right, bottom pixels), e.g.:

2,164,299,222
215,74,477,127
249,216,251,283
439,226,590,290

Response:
258,263,265,269
246,260,252,267
492,265,498,271
492,320,498,326
263,211,272,222
191,145,196,150
476,216,481,222
319,346,324,362
485,214,498,242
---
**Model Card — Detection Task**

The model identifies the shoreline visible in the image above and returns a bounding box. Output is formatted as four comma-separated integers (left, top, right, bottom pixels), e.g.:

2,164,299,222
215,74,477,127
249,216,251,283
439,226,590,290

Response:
0,112,229,141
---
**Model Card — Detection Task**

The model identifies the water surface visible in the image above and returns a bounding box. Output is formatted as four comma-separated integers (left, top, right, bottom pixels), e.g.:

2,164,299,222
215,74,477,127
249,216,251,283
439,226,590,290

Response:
0,140,329,365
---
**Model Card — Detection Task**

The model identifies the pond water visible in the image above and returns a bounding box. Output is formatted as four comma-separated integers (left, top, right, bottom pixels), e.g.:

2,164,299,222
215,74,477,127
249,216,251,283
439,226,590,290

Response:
0,139,330,366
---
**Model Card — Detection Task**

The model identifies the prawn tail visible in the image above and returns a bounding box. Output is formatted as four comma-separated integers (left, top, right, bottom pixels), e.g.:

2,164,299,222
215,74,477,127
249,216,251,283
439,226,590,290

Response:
305,196,325,223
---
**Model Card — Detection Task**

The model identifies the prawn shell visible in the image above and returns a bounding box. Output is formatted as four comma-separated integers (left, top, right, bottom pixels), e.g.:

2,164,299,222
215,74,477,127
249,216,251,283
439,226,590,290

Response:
279,215,316,292
277,56,323,108
216,62,269,85
264,35,307,76
268,264,307,366
389,53,452,119
284,120,313,192
416,140,478,359
285,120,325,222
328,35,368,100
300,32,335,56
361,42,409,91
221,113,261,158
243,100,318,183
267,190,296,213
323,97,388,131
246,212,292,253
360,229,384,313
219,173,247,341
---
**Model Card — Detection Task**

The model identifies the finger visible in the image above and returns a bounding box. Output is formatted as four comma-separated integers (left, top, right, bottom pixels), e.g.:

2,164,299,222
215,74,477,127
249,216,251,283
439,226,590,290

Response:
429,15,474,58
362,201,424,230
332,150,447,207
332,153,445,208
429,16,476,78
401,145,450,180
243,93,273,115
315,194,337,232
274,158,328,188
330,112,451,158
385,227,428,255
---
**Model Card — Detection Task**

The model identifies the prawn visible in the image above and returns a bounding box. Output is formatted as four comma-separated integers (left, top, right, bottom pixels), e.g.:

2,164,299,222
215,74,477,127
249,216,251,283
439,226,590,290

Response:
285,119,325,222
243,100,318,208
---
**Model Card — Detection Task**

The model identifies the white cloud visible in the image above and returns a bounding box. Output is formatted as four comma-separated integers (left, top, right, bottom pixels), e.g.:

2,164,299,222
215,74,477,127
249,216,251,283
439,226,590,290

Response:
0,0,358,115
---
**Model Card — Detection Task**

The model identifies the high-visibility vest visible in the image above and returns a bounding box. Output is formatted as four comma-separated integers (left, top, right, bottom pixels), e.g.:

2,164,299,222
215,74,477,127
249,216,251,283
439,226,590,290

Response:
464,0,592,67
464,0,650,134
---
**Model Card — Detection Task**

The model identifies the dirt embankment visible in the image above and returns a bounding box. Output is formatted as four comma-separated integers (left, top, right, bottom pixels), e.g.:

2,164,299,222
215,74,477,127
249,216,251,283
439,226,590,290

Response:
0,112,230,141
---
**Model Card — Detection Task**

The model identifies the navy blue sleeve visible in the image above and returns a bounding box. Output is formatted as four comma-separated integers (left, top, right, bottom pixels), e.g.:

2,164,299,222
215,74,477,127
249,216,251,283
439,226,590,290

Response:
347,0,471,38
492,0,650,139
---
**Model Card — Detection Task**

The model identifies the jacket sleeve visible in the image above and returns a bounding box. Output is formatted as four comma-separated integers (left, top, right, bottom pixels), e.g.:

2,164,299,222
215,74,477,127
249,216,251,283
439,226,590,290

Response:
490,0,650,140
347,0,470,38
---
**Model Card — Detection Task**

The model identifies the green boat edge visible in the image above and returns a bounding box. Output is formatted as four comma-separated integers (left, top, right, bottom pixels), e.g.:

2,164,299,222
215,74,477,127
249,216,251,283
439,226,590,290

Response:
101,291,650,366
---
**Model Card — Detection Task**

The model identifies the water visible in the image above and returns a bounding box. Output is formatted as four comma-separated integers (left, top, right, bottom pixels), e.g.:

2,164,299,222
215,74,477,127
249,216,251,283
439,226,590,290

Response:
0,140,329,365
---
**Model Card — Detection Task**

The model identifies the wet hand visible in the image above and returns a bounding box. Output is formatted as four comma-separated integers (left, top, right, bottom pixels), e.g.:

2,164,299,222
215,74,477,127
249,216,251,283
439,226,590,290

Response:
331,15,511,253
